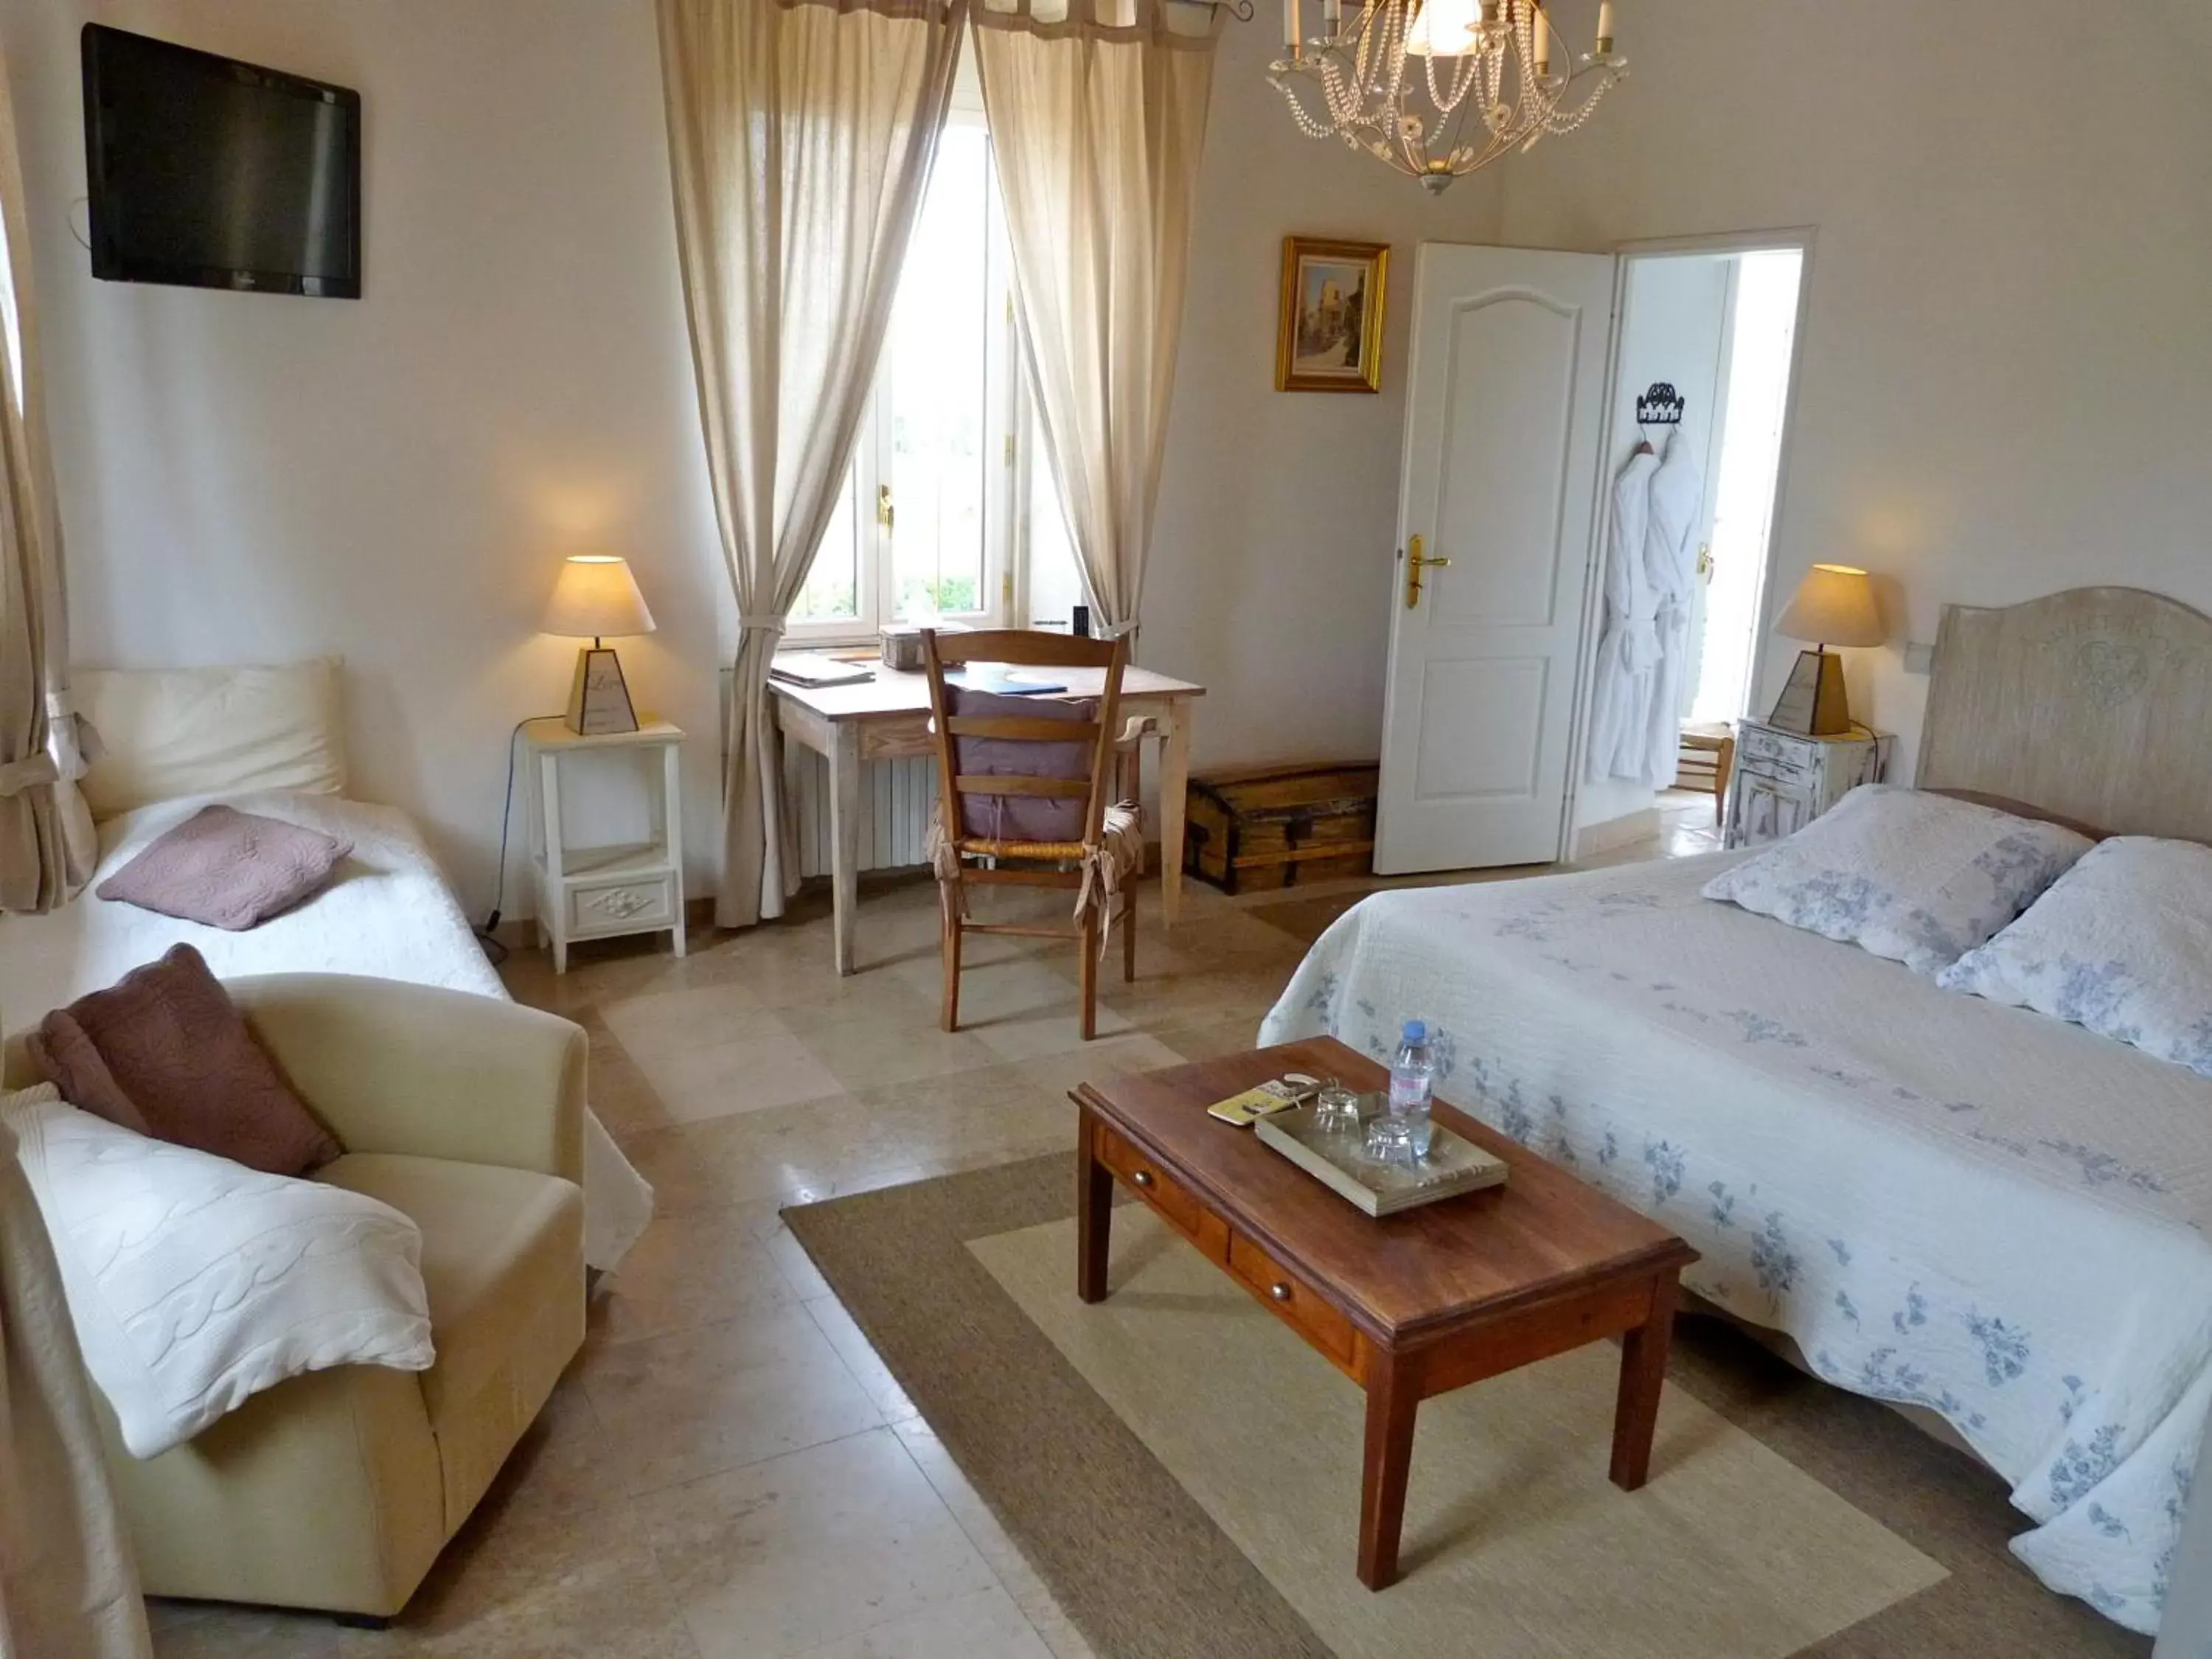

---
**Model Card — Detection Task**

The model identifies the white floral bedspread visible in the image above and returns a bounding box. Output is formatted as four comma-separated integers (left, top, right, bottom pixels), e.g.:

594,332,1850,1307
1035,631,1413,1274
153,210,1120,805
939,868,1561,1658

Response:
1259,851,2212,1636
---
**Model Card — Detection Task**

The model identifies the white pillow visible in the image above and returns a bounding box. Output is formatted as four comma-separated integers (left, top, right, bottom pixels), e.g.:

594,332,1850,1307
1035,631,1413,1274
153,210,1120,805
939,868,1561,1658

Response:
1702,784,2093,975
77,658,347,820
1,1085,431,1458
1940,837,2212,1075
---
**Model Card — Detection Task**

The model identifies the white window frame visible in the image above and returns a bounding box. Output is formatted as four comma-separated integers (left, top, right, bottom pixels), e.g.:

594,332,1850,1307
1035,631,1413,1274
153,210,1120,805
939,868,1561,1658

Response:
785,108,1054,647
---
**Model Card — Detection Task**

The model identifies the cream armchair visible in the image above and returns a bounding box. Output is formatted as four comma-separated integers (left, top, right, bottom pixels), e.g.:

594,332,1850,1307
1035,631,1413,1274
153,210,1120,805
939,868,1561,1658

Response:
4,973,591,1624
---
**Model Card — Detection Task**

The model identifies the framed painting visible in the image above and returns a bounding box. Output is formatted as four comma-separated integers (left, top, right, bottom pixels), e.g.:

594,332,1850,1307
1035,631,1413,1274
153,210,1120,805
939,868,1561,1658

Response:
1276,236,1389,393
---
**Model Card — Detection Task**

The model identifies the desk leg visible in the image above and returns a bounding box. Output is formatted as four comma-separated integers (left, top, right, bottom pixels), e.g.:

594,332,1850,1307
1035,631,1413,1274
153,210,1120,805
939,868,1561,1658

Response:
1610,1267,1680,1491
1357,1348,1419,1590
829,723,861,976
1160,699,1192,927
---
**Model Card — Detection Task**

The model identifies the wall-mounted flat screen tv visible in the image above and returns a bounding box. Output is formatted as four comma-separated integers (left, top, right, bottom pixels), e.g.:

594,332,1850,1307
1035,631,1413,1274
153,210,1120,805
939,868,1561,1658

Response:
83,24,361,299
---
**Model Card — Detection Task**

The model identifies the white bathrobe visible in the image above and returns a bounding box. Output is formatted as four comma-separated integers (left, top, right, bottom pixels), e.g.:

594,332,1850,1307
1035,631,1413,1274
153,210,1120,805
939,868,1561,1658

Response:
1585,447,1661,782
1638,434,1707,788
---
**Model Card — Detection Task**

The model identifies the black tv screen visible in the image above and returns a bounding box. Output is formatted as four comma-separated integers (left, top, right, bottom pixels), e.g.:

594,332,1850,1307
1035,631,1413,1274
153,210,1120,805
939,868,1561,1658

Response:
83,24,361,298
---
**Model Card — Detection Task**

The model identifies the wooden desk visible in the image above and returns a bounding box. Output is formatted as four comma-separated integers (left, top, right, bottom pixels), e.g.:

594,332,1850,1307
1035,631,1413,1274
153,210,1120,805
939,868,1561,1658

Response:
771,662,1206,974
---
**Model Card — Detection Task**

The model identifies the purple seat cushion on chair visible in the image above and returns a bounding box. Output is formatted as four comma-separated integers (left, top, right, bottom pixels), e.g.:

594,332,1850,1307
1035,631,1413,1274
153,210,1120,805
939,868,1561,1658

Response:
946,686,1097,843
97,804,352,931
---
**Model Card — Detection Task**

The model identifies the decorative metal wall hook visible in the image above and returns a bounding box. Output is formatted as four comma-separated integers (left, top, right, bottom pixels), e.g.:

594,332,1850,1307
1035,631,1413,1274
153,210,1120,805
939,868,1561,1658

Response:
1635,382,1686,426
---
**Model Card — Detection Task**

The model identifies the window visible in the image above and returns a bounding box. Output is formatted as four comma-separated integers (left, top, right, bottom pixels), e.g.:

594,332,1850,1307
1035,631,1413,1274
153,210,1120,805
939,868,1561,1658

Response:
790,116,1085,641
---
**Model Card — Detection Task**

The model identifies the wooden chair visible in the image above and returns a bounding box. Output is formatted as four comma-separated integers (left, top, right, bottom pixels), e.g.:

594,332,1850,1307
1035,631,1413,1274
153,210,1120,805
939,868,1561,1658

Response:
922,628,1141,1041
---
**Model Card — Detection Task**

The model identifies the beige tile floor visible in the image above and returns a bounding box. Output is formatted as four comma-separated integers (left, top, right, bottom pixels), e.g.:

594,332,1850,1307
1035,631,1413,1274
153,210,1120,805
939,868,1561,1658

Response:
147,804,1719,1659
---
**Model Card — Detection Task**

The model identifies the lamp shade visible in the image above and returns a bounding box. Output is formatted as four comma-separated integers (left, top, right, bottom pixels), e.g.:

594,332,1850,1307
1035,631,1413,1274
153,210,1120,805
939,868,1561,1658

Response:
1775,563,1884,648
543,555,655,640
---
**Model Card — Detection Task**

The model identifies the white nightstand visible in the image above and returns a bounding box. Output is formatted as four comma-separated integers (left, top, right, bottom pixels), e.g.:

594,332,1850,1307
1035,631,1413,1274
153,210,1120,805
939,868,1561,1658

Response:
1722,719,1894,849
524,717,686,973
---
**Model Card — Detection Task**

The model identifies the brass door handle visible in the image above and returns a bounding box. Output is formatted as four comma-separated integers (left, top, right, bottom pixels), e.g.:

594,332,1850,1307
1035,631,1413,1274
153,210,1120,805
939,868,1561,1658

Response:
1403,534,1453,609
877,484,895,531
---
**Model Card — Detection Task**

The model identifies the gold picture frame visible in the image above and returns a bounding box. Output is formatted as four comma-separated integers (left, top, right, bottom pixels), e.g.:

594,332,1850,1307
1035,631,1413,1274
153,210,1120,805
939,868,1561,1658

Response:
1276,236,1389,393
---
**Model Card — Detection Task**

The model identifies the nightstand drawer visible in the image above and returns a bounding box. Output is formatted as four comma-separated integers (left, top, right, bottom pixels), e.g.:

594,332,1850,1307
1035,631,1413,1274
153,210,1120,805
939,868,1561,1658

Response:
1737,725,1804,767
1734,751,1813,788
566,872,678,936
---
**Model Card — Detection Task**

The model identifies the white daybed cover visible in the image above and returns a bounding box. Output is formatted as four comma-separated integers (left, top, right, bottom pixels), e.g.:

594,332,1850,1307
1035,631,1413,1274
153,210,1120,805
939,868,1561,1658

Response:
0,790,653,1272
1260,851,2212,1637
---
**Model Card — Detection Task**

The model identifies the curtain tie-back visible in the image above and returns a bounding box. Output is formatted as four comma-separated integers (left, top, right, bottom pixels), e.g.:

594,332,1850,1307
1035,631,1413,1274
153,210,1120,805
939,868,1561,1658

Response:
0,703,101,797
738,617,787,640
46,692,98,779
0,751,56,796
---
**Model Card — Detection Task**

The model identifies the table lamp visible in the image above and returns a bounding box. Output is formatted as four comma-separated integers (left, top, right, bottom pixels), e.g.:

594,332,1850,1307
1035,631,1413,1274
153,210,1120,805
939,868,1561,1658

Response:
1767,563,1883,737
544,554,654,735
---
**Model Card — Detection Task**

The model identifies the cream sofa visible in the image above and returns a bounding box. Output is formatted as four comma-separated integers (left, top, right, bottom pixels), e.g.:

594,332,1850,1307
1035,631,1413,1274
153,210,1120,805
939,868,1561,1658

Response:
4,972,590,1622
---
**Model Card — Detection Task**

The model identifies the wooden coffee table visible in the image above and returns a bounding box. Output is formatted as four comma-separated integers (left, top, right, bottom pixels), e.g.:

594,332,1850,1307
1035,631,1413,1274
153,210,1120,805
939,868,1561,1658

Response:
1071,1037,1697,1590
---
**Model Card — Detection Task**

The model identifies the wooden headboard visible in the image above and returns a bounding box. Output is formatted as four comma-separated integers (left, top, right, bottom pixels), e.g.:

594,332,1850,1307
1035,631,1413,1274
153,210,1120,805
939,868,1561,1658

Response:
1918,585,2212,841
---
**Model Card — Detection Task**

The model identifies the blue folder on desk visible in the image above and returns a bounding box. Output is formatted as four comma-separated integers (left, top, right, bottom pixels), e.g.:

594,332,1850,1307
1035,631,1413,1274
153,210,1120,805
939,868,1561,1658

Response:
947,669,1067,698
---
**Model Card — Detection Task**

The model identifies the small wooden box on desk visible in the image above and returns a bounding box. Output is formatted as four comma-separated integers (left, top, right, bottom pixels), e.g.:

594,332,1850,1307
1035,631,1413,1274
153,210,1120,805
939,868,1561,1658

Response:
1722,719,1893,849
523,717,685,973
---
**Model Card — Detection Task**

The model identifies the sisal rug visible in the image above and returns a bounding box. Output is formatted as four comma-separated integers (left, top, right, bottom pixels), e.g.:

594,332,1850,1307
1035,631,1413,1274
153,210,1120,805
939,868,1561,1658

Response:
785,1155,2151,1659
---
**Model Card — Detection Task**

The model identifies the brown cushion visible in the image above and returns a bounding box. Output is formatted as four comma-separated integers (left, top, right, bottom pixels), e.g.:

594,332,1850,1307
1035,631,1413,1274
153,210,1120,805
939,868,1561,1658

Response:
947,686,1096,843
96,804,352,931
27,944,341,1176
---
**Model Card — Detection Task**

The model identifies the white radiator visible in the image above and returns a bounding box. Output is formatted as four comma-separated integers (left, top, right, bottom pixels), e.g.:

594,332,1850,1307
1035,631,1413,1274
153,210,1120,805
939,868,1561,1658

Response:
786,750,937,879
719,667,937,880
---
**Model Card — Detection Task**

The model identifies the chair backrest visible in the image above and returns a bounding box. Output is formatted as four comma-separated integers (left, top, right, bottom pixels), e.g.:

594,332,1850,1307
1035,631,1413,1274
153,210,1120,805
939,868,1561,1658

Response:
921,629,1128,848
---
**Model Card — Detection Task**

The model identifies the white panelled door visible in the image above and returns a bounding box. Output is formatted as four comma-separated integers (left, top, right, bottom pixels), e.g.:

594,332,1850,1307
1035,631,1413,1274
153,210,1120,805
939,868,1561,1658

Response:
1374,243,1618,874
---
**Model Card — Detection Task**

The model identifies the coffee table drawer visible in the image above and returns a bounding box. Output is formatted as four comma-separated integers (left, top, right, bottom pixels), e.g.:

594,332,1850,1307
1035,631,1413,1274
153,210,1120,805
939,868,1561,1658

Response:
1227,1231,1356,1366
1096,1126,1220,1258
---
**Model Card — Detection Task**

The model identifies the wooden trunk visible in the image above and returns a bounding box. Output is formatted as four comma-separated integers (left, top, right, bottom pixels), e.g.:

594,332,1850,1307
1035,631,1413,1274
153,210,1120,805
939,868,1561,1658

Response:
1184,762,1379,895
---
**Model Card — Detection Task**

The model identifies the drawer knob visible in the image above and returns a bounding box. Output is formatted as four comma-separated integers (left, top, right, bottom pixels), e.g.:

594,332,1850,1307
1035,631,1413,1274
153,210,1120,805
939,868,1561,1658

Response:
1270,1281,1293,1303
1133,1169,1155,1189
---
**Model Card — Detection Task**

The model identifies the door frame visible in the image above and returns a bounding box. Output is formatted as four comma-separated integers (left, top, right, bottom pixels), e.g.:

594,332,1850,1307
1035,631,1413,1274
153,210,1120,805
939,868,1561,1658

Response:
1558,225,1820,850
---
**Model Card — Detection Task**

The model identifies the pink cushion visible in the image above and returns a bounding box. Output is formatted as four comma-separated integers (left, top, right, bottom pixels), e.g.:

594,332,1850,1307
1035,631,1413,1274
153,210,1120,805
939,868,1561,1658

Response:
97,804,351,931
947,686,1096,843
27,944,341,1178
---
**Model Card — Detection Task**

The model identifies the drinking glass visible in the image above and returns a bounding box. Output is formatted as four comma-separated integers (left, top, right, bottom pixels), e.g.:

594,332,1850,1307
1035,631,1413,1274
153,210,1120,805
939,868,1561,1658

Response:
1313,1079,1363,1138
1363,1112,1419,1166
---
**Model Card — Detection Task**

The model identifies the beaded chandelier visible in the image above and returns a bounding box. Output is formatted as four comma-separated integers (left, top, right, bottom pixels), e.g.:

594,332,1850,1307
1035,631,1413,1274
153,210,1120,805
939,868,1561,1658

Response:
1270,0,1627,192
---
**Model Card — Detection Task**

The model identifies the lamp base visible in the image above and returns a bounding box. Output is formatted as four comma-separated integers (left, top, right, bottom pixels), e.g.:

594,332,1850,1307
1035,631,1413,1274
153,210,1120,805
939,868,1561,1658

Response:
1767,647,1854,737
565,646,640,736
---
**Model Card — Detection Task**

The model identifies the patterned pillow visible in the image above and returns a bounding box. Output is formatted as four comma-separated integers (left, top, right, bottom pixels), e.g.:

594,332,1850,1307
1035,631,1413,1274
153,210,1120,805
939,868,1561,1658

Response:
1938,838,2212,1075
1702,785,2093,975
96,803,351,931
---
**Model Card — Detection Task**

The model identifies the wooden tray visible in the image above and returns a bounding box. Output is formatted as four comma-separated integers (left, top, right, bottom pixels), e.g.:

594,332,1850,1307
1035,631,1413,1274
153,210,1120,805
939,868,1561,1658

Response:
1255,1101,1507,1216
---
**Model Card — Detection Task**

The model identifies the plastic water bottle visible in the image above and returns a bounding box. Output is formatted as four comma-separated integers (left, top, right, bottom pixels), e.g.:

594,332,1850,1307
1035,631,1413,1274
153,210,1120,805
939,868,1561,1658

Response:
1388,1020,1436,1158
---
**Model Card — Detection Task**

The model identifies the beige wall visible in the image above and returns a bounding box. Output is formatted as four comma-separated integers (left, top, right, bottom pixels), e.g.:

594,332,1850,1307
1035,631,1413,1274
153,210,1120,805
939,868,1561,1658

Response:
1143,18,1503,773
1492,0,2212,773
2,0,1505,908
3,0,733,911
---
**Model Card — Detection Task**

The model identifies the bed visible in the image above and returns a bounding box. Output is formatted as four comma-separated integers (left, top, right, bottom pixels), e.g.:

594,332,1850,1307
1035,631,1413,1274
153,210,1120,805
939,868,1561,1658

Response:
1259,586,2212,1636
0,663,653,1272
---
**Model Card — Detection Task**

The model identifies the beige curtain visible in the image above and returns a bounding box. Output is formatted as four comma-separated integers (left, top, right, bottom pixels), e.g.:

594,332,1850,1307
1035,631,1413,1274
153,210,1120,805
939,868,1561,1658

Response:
658,0,965,928
0,39,95,916
973,0,1221,636
0,1120,152,1659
